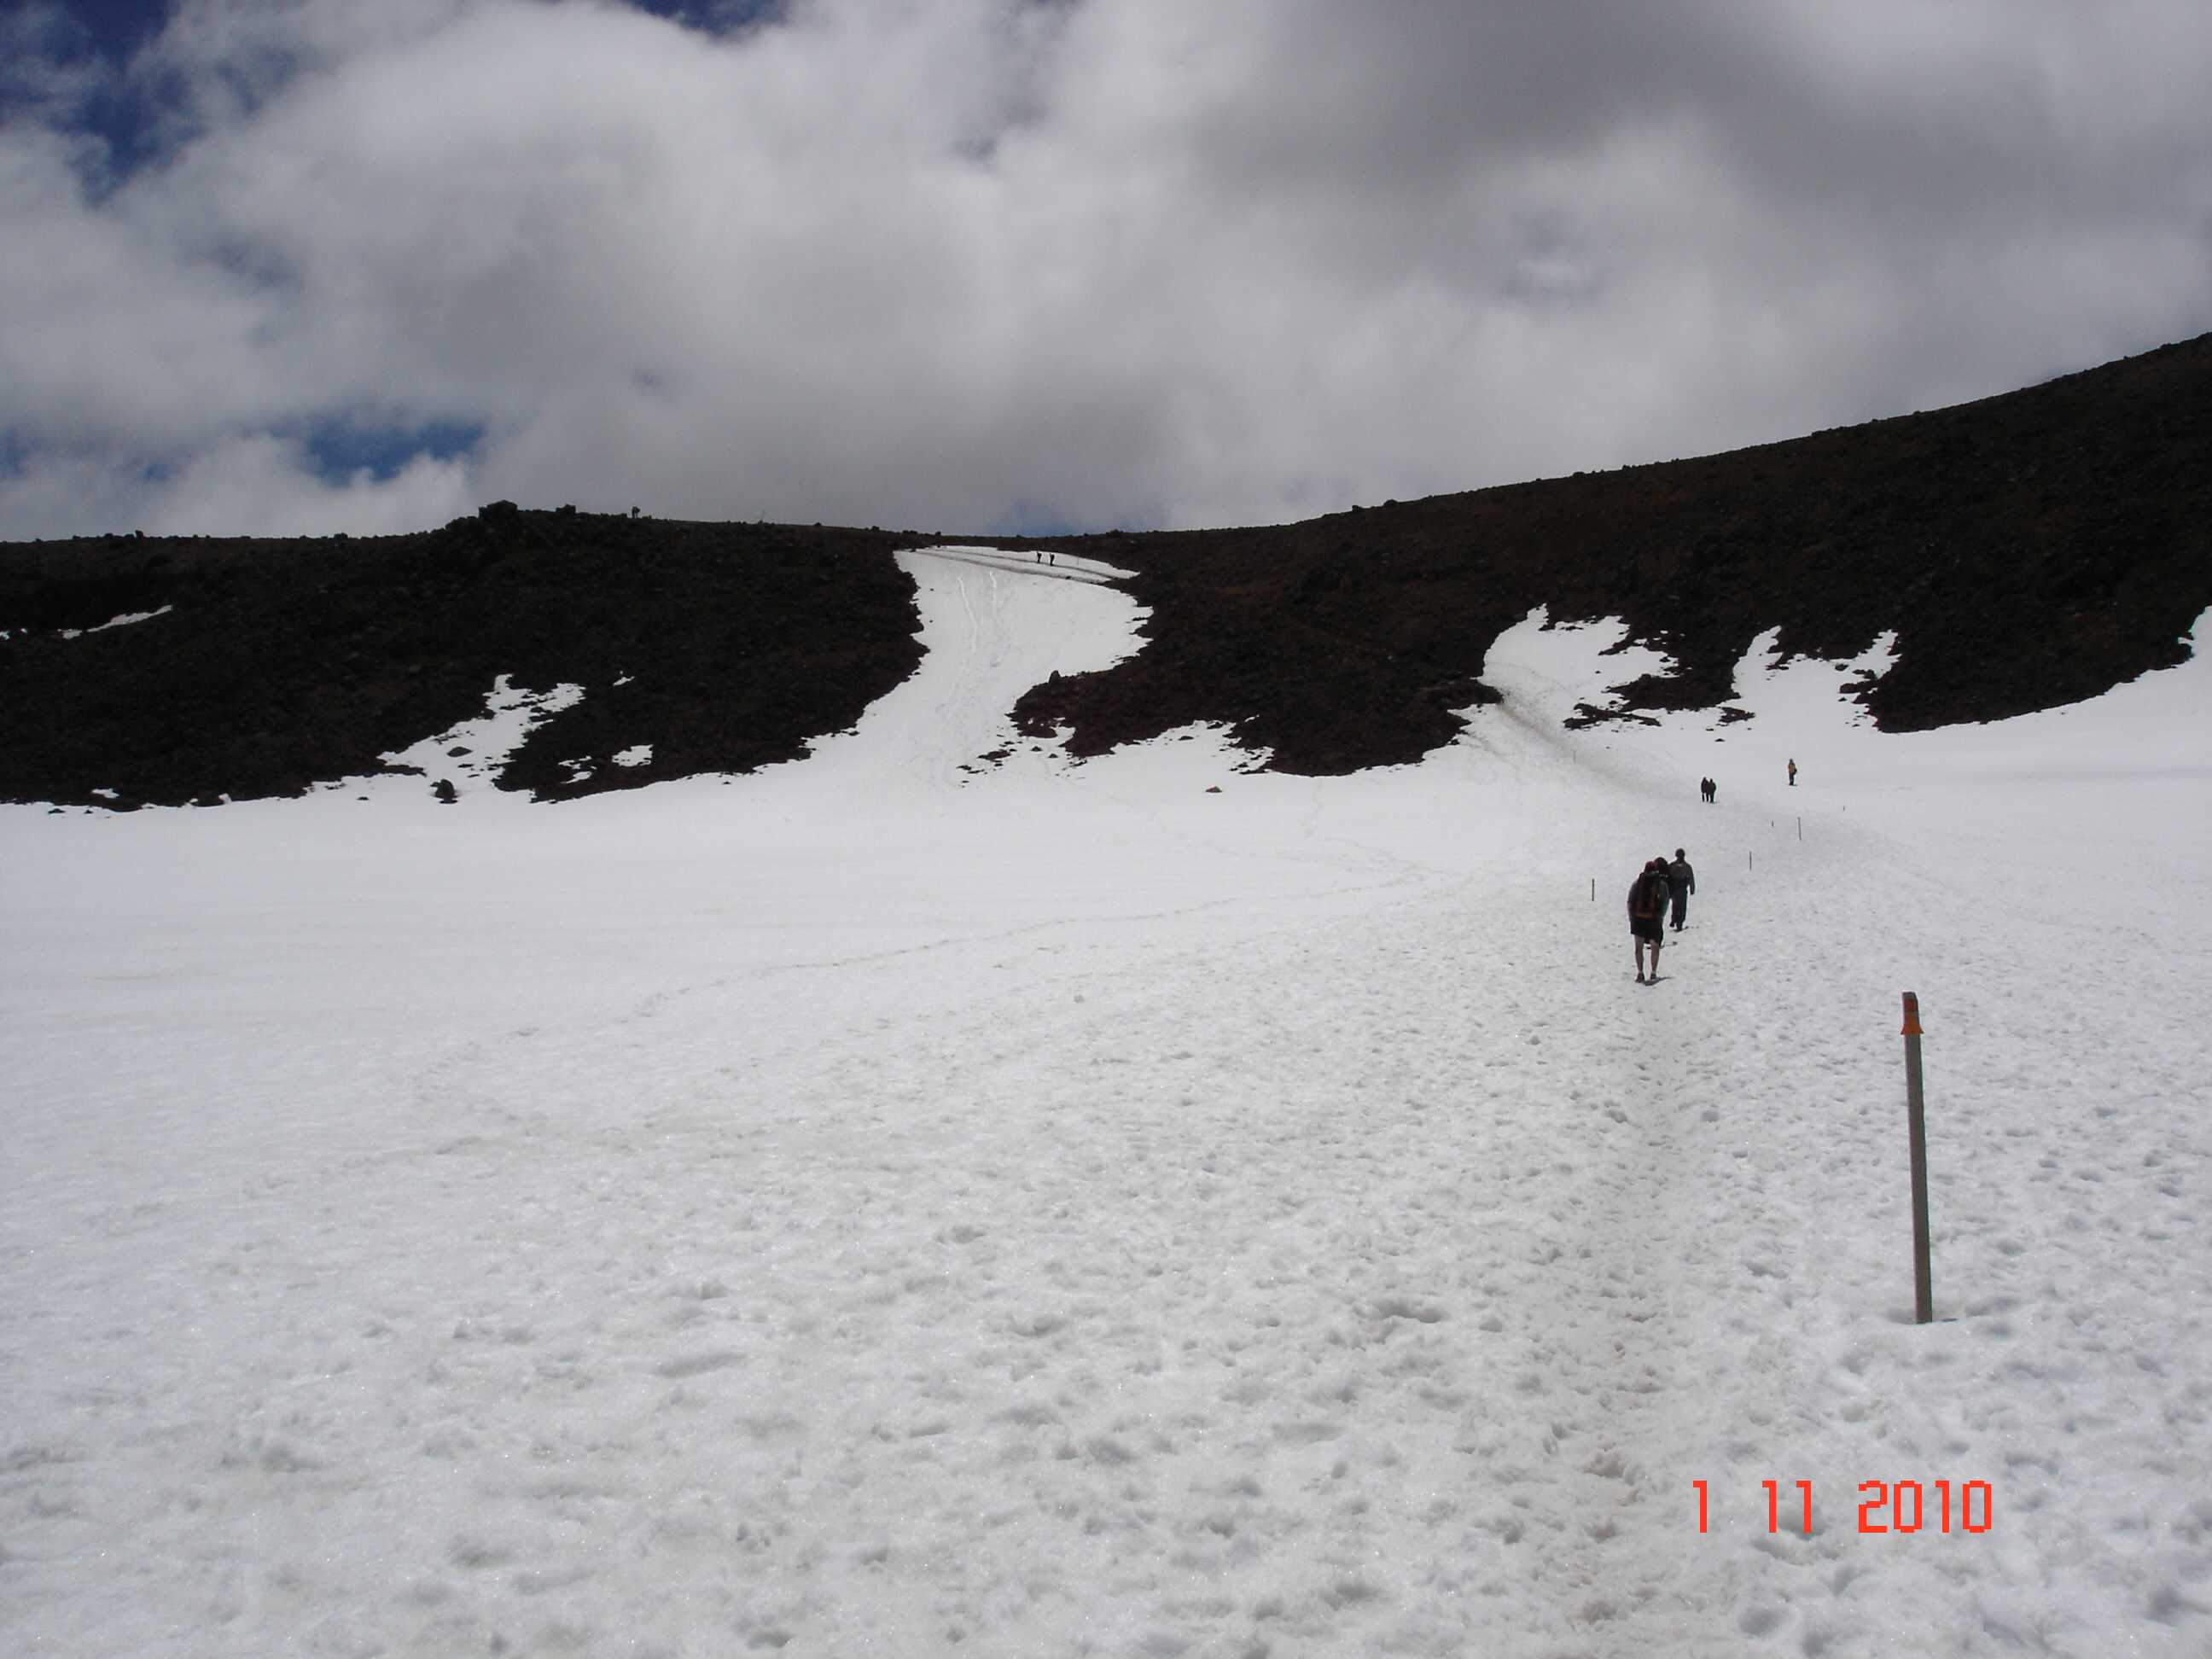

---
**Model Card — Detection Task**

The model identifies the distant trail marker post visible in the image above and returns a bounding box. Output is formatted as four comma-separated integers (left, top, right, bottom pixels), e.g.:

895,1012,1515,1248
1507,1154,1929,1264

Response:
1902,992,1934,1324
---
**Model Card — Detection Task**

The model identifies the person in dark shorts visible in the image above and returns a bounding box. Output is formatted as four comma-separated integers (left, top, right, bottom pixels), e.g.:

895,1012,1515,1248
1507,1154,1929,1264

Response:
1628,857,1670,983
1667,849,1696,930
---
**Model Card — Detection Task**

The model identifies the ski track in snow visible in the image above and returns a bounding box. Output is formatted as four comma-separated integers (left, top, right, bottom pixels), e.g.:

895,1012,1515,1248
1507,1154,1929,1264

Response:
3,560,2209,1656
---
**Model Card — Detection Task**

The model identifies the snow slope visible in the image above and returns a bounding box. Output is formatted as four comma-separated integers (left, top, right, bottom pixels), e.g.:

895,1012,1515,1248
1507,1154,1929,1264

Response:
2,550,2208,1657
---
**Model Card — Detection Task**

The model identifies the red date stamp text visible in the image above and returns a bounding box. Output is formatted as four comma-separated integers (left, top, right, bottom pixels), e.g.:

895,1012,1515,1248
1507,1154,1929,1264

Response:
1693,1479,1993,1534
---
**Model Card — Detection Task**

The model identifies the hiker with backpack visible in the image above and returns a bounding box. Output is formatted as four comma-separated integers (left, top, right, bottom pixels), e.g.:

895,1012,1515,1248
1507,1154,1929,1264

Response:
1667,849,1696,931
1628,857,1671,983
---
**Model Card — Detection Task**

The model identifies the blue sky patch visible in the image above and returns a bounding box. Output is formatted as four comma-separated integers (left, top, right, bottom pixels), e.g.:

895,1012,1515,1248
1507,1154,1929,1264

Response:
26,0,166,64
632,1,789,34
303,418,484,485
6,3,174,185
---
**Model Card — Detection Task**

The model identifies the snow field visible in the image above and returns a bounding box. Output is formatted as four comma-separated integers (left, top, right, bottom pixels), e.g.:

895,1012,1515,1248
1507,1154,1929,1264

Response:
2,554,2208,1656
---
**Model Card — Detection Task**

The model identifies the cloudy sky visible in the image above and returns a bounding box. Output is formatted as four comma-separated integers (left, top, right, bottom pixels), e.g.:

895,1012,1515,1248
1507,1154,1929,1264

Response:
3,0,2209,540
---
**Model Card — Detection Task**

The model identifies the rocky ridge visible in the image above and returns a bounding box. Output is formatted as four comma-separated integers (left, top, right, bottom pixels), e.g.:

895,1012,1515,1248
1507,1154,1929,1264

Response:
3,334,2206,809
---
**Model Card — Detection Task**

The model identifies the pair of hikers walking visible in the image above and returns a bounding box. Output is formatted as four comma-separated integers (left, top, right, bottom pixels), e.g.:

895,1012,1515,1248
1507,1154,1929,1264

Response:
1627,849,1697,983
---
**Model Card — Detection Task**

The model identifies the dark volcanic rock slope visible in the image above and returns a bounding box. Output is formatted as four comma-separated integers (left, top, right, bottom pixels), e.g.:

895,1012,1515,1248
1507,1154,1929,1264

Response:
1009,333,2212,771
0,509,928,809
2,334,2207,807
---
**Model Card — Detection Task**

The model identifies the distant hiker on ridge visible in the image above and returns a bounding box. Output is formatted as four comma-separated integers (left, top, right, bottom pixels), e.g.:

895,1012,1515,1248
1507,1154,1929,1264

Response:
1788,758,1798,787
1629,858,1671,984
1667,849,1697,932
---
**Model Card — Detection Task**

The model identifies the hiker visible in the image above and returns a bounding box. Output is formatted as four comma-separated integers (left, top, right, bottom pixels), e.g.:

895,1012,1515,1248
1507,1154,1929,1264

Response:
1705,777,1718,804
1788,758,1797,787
1667,849,1696,931
1628,857,1671,984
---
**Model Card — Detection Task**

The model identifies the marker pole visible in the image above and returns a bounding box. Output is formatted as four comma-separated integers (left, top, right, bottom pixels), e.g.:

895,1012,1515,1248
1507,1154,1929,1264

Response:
1902,992,1933,1324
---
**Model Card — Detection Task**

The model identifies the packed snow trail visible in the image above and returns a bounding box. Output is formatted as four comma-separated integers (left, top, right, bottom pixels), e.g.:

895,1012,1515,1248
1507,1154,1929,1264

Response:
906,544,1130,586
2,562,2208,1656
11,824,2193,1656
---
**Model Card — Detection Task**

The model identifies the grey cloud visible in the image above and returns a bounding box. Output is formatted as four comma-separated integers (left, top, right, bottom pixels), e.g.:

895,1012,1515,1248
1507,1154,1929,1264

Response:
1171,2,1749,190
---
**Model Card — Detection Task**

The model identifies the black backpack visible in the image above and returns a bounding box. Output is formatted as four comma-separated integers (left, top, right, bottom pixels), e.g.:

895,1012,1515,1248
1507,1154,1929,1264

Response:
1632,871,1666,918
